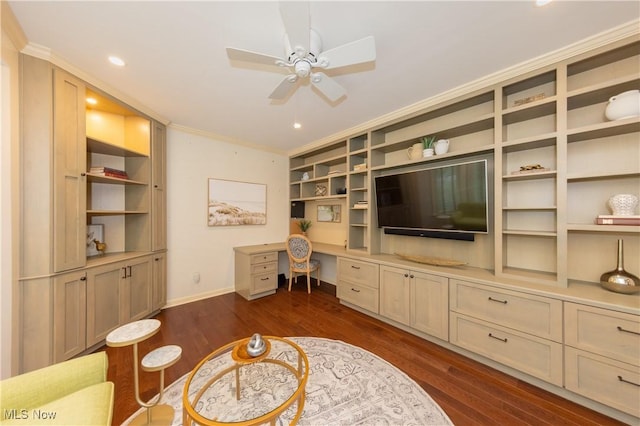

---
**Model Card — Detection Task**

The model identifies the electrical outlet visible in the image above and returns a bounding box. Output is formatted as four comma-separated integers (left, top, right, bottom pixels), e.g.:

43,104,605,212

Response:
193,272,200,284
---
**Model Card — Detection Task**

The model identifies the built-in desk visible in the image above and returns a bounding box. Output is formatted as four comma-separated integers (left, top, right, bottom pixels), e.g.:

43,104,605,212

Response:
233,242,346,300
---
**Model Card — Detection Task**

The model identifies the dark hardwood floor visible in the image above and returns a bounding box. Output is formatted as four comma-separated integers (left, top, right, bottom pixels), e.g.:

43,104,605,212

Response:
99,282,623,425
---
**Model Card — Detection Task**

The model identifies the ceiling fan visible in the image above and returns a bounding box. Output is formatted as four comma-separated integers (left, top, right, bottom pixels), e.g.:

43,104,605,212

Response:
226,2,376,102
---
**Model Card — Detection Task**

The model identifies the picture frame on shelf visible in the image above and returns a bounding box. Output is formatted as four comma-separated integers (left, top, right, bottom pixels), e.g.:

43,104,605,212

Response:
208,178,267,226
86,224,104,257
318,205,341,223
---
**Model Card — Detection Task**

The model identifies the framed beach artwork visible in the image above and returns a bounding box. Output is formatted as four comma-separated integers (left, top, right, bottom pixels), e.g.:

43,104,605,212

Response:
208,178,267,226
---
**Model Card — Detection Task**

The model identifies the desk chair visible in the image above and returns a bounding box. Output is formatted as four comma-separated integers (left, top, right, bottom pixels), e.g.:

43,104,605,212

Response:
286,234,321,293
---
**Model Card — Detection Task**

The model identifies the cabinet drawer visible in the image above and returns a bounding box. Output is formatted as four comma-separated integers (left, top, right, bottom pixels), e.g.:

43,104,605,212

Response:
450,313,563,386
450,280,562,342
251,262,277,275
565,346,640,417
337,280,379,314
338,258,379,288
251,273,277,294
565,303,640,366
250,252,278,265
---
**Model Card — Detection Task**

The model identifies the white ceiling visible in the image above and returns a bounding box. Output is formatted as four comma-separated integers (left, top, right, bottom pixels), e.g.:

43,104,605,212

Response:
8,1,640,154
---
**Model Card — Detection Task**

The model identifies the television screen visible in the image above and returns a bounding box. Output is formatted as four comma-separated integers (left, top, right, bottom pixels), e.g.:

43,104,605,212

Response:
375,160,488,234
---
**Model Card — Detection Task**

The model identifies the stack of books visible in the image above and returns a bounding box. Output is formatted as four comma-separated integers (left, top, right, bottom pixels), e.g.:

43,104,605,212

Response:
596,215,640,225
89,166,128,179
353,163,367,172
353,201,368,209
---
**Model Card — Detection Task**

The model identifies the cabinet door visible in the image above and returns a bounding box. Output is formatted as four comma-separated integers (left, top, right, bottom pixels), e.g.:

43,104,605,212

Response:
151,121,167,251
124,256,153,322
53,270,87,362
411,271,448,341
86,263,123,346
380,266,411,326
152,253,167,311
52,68,86,272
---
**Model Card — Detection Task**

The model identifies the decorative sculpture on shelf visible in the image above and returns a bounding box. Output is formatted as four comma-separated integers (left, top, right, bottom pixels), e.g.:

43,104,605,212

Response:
246,333,267,357
600,239,640,294
93,239,107,255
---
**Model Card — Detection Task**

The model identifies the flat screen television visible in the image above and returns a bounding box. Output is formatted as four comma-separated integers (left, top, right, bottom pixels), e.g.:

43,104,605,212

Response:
374,159,488,241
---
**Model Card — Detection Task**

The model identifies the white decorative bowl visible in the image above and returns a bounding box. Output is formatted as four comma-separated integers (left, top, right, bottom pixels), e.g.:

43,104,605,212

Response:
605,90,640,121
608,194,639,216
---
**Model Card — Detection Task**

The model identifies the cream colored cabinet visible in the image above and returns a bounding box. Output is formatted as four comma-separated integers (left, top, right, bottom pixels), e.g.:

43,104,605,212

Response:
235,251,278,300
336,257,379,313
152,252,167,311
379,266,411,325
86,262,123,347
53,271,87,363
151,120,167,251
19,271,87,373
564,303,640,417
86,256,152,347
20,55,87,276
380,266,449,340
449,279,563,386
123,256,153,322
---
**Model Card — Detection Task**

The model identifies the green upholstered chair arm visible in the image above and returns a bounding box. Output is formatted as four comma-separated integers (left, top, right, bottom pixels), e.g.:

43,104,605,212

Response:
0,352,109,412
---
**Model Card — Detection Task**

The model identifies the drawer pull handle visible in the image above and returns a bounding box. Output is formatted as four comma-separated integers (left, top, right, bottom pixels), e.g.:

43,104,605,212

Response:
351,265,361,270
488,297,507,304
488,333,508,343
261,277,270,281
351,288,361,293
618,376,640,387
617,326,640,336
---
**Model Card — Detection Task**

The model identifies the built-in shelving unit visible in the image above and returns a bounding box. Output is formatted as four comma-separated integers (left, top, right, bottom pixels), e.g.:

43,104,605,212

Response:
289,35,640,293
85,92,152,260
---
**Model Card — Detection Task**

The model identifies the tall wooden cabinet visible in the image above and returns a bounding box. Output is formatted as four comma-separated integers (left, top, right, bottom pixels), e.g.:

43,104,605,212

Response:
17,55,167,373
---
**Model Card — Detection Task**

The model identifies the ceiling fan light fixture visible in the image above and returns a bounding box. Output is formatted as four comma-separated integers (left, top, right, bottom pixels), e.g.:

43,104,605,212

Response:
294,60,311,78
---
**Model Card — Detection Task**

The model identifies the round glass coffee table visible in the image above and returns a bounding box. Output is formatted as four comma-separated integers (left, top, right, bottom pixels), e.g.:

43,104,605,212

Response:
182,336,308,426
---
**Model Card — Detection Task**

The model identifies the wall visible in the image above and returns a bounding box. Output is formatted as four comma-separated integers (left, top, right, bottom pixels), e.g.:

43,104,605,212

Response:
165,126,289,306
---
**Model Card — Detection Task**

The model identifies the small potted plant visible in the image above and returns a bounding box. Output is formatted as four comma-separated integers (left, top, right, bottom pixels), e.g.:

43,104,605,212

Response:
421,136,436,157
298,219,312,235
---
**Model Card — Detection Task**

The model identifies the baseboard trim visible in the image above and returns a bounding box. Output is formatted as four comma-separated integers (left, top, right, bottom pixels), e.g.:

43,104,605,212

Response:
164,287,235,309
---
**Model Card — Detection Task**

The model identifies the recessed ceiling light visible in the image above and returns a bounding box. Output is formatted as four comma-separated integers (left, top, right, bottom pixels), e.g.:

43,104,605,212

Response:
293,122,302,129
108,56,126,67
86,97,97,105
536,0,552,6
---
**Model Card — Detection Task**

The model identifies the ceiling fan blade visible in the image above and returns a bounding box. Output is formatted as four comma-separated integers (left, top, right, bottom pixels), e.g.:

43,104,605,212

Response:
320,36,376,69
311,72,346,102
226,47,284,67
269,75,299,100
279,1,310,57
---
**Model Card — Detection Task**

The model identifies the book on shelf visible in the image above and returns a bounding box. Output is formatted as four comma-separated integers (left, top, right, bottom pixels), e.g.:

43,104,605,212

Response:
89,166,128,179
353,201,368,209
595,215,640,225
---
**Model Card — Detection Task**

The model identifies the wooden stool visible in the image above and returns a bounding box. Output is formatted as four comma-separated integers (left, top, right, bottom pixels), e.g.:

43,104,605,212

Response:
135,345,182,425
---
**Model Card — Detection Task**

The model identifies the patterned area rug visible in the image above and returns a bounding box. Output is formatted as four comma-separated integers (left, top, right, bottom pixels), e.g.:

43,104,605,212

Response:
123,337,453,425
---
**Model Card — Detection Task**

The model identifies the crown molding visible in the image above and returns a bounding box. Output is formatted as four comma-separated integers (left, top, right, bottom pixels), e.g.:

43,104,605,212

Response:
1,2,28,51
169,123,287,156
290,19,640,156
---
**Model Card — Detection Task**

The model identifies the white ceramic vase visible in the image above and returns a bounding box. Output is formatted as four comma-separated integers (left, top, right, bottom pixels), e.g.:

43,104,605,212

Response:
422,148,434,157
608,194,639,216
605,90,640,121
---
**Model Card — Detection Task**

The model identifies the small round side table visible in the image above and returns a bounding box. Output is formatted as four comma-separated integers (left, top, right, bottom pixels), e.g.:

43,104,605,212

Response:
106,319,166,425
